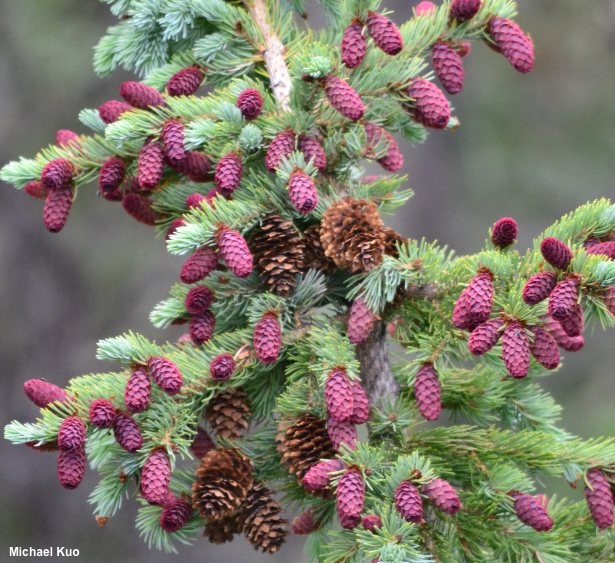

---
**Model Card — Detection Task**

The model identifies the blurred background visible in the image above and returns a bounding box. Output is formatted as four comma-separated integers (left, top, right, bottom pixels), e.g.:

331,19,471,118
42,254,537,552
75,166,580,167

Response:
1,0,614,561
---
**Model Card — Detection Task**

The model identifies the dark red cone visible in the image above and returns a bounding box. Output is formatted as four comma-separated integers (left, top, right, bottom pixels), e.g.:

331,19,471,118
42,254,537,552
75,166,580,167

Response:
58,446,86,490
541,238,572,270
501,322,530,379
528,326,560,370
543,315,584,353
253,313,281,364
303,459,345,491
491,217,518,248
560,303,584,337
298,135,327,172
167,67,203,97
605,286,615,316
348,297,375,345
24,181,48,200
141,448,171,505
337,468,365,529
350,380,369,424
122,194,159,226
180,246,219,284
99,100,132,124
452,289,473,330
186,193,206,210
466,272,494,324
113,413,143,453
189,427,216,459
584,469,615,529
431,41,464,95
395,481,423,522
291,509,321,535
362,515,382,532
162,119,186,165
99,157,126,194
160,496,192,533
404,79,450,129
58,417,86,452
119,82,164,109
511,492,554,531
414,363,441,421
125,367,151,413
215,153,242,197
456,41,471,57
422,479,461,515
42,159,72,191
24,379,71,408
325,370,354,423
189,311,216,345
185,285,214,315
322,76,364,121
89,399,115,428
265,130,295,173
341,21,367,68
166,217,186,239
217,229,253,278
523,271,558,305
364,122,404,173
489,18,534,74
450,0,481,22
138,140,164,190
288,170,318,214
210,353,235,381
468,318,504,356
366,12,403,55
148,357,183,396
56,130,81,148
172,151,213,182
587,241,615,260
44,187,73,233
237,88,264,120
327,416,358,452
548,278,578,322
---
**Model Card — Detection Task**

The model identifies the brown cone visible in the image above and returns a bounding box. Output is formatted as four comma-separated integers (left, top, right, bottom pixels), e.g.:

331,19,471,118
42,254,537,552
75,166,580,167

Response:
204,513,243,544
206,388,251,440
239,481,289,554
301,225,336,272
249,213,304,297
321,197,385,273
276,413,337,481
192,448,253,520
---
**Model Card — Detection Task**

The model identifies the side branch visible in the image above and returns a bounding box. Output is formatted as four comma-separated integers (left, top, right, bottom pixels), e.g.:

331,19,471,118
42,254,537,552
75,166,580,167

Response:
242,0,291,112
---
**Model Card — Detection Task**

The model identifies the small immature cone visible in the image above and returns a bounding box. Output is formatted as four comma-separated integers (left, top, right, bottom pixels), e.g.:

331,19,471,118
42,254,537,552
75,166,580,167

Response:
366,12,403,55
189,311,216,345
584,469,615,529
58,446,86,490
362,515,382,532
210,353,235,381
141,448,172,505
298,135,327,172
348,297,375,345
237,88,263,120
450,0,481,22
327,416,358,452
253,313,282,364
215,153,242,196
395,481,423,523
528,326,560,370
303,458,345,491
523,271,558,305
167,67,203,97
364,122,404,173
291,509,320,535
98,100,132,124
414,363,441,421
431,41,464,95
122,194,158,226
180,246,218,284
24,181,48,200
162,119,186,165
415,1,435,15
325,370,354,423
540,238,573,270
468,318,504,356
148,357,183,396
587,241,615,260
189,427,216,459
349,380,369,424
41,159,73,191
422,479,461,515
113,413,143,453
491,217,518,248
489,18,534,74
322,76,364,121
605,286,615,317
543,315,584,353
56,130,80,148
217,229,253,278
138,140,164,190
99,157,126,194
288,170,318,214
341,21,367,69
560,303,584,338
119,81,164,109
124,367,151,413
24,379,71,408
185,285,214,315
511,492,554,532
172,151,213,182
456,41,471,57
466,272,494,324
160,497,192,533
337,468,365,529
404,79,450,129
265,130,296,173
452,289,473,330
58,417,86,452
89,399,115,428
501,322,531,379
44,187,73,233
548,278,578,322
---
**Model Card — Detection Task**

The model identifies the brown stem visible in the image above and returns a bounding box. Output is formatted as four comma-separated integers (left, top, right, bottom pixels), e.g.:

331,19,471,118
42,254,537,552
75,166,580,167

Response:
356,321,400,408
241,0,291,112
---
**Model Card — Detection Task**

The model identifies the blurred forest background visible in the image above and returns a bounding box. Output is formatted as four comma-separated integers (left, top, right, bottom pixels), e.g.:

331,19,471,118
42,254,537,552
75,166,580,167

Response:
1,0,614,561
